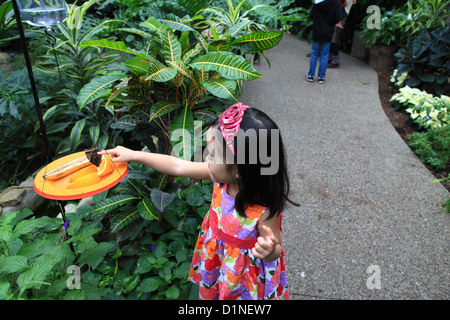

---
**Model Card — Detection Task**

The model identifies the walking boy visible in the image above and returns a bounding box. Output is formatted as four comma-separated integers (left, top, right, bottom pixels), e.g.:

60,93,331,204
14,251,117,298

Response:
306,0,343,84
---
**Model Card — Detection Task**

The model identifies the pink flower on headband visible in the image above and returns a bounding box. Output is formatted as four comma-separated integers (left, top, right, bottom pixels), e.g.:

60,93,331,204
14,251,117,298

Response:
219,102,249,155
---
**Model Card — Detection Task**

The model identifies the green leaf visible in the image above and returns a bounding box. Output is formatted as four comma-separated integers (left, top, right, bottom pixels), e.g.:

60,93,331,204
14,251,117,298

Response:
149,100,181,123
159,15,194,32
138,276,165,293
137,198,159,221
140,17,162,32
182,186,205,206
110,210,140,232
165,285,180,299
69,119,86,153
182,43,203,64
232,31,283,52
171,104,195,160
160,29,182,63
150,188,176,212
200,78,238,101
77,74,125,110
146,58,177,82
122,56,150,74
91,195,138,215
227,18,252,37
0,256,29,274
16,256,53,292
78,241,117,269
78,39,141,56
190,52,262,81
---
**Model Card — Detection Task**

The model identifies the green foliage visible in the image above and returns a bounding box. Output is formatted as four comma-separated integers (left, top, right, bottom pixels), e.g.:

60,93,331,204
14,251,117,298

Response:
36,0,123,154
360,9,409,48
389,86,449,129
0,171,210,300
78,13,282,159
408,124,450,170
0,68,57,188
405,0,450,33
394,24,450,96
433,174,450,212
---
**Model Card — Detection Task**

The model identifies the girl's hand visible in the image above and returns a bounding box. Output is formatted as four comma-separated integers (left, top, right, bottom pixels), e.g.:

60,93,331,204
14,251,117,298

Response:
251,225,280,261
98,146,136,163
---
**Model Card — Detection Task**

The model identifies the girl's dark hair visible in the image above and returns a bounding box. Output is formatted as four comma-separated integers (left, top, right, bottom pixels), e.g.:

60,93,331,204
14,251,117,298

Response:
212,108,299,219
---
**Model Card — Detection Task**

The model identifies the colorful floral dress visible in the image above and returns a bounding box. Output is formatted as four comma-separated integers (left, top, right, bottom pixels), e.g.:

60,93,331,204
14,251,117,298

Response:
189,180,289,300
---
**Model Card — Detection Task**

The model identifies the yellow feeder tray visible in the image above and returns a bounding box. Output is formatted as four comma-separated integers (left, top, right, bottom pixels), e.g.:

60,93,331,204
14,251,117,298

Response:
34,151,128,200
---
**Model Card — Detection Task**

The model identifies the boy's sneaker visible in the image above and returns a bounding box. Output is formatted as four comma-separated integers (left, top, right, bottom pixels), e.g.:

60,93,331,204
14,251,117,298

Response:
305,75,314,82
318,77,325,84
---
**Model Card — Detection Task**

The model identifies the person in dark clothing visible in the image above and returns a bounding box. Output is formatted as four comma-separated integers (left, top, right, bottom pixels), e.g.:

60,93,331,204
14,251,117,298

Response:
328,0,357,68
306,0,343,84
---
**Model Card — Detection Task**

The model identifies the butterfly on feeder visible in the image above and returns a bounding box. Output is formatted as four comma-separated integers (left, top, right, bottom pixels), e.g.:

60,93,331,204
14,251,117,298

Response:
43,147,103,180
84,147,102,166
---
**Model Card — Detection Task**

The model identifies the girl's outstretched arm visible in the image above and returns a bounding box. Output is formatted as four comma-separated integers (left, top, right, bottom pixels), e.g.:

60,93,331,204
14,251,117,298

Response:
99,146,211,181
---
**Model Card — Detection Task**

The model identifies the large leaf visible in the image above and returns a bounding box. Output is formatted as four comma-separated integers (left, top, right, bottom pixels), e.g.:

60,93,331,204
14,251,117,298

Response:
190,52,262,81
167,60,197,84
137,198,159,221
91,195,138,215
170,105,195,160
110,210,140,232
69,118,86,153
159,15,195,32
150,188,176,212
231,31,283,52
160,29,182,63
140,17,162,32
146,58,178,82
227,18,252,37
78,39,142,56
122,56,150,74
149,100,181,123
77,74,125,109
200,78,238,101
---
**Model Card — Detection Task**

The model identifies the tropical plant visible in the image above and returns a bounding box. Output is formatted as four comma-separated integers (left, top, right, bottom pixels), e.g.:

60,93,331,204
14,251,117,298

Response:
0,67,58,188
394,24,450,96
77,14,282,159
243,0,308,32
405,0,450,34
0,172,210,300
36,0,124,154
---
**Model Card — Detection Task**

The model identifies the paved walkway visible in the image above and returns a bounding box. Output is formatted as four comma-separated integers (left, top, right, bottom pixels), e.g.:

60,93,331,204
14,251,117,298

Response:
240,33,449,299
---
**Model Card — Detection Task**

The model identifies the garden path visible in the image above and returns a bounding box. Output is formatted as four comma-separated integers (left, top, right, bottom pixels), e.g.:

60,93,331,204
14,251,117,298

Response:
240,33,449,299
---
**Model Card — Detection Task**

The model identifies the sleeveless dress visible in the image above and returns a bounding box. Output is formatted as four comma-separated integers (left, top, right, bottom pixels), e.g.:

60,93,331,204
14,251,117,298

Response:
188,180,289,300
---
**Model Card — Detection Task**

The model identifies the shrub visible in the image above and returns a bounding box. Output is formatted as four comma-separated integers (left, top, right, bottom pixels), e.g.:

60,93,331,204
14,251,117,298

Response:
389,86,449,129
0,173,211,300
408,124,450,170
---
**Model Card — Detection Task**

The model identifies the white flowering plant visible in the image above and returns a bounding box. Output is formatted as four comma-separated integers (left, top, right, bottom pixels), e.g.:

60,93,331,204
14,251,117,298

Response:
390,86,449,129
390,69,408,88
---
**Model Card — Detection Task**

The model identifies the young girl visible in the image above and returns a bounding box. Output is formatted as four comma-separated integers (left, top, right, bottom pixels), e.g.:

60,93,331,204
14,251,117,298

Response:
100,103,297,300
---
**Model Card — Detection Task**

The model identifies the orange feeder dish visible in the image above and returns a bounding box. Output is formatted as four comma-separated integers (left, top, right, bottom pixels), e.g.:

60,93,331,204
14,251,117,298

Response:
34,151,128,200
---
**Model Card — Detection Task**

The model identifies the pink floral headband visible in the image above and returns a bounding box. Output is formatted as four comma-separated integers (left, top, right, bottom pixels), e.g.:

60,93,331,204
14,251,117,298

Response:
219,102,249,155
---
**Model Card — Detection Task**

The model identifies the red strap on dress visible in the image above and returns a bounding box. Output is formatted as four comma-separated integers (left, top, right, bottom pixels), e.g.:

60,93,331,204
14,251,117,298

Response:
209,208,258,249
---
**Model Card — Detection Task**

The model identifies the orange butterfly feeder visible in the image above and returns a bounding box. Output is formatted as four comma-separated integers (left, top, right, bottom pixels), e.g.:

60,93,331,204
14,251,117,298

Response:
34,150,128,200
